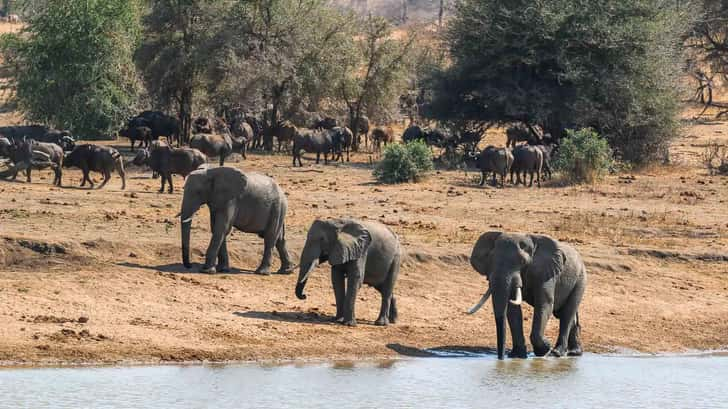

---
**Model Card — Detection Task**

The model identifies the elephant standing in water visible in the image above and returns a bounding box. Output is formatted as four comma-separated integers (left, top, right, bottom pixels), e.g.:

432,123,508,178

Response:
295,219,401,326
180,167,295,275
468,232,587,359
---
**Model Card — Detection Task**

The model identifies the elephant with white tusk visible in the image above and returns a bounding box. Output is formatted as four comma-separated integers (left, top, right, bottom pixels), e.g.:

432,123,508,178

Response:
468,231,587,360
295,219,401,326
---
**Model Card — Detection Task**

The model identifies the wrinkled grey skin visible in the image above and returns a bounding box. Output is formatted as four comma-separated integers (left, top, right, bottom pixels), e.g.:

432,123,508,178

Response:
63,144,126,189
119,126,154,151
474,146,513,187
511,145,543,187
189,133,234,166
0,139,63,185
180,167,294,275
469,232,587,360
295,219,401,327
133,144,207,193
331,126,352,162
292,129,333,167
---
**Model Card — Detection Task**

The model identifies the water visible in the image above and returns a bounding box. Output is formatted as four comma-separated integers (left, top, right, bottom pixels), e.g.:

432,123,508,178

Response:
0,354,726,408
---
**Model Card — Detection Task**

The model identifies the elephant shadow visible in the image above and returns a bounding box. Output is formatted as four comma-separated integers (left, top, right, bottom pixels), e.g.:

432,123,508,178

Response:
386,343,498,358
234,310,335,325
118,261,258,275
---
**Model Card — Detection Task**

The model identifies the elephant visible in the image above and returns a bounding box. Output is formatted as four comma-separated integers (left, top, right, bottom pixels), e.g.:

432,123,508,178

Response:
189,133,235,166
271,120,297,153
0,136,11,158
180,167,294,275
295,219,401,327
119,126,154,151
0,139,63,185
467,231,587,360
473,146,513,187
63,144,126,189
350,115,370,149
292,129,333,167
402,125,425,144
132,143,207,193
511,145,543,187
331,126,353,162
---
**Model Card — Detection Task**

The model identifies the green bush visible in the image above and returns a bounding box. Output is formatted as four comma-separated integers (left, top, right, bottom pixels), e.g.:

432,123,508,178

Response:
553,128,613,184
374,140,434,183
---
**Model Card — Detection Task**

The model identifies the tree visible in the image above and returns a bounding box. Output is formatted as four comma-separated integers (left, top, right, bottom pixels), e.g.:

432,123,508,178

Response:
1,0,141,137
686,1,728,114
340,14,415,149
427,0,695,164
136,0,223,144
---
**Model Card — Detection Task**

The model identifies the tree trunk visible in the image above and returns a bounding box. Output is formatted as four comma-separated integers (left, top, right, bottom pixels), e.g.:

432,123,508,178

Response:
438,0,445,27
179,87,193,145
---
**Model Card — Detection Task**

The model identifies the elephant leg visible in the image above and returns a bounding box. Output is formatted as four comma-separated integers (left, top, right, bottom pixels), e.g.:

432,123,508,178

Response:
202,207,234,273
167,173,174,194
507,305,528,358
216,234,230,273
375,253,400,326
389,296,398,323
159,172,166,193
331,267,346,322
254,232,276,275
478,171,485,186
342,262,364,326
552,282,585,357
26,166,31,183
274,227,294,274
316,152,320,164
568,312,583,356
530,287,555,356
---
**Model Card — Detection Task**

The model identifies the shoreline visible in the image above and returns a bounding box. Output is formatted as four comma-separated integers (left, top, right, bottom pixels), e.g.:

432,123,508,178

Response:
2,348,727,370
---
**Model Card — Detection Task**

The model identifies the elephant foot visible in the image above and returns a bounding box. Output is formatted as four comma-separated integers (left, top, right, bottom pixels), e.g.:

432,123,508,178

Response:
508,345,528,359
532,341,552,357
216,265,230,273
342,319,357,327
567,346,583,357
254,267,271,276
332,316,344,323
550,345,568,358
275,264,297,275
374,317,389,326
199,265,216,274
158,188,164,193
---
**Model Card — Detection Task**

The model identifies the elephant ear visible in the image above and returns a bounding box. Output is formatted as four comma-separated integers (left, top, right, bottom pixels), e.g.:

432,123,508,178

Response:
470,231,502,276
329,221,372,265
209,167,247,209
529,234,565,280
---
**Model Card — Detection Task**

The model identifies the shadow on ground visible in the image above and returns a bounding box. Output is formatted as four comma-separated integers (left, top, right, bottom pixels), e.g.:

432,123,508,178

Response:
234,310,334,325
387,343,497,358
117,261,257,275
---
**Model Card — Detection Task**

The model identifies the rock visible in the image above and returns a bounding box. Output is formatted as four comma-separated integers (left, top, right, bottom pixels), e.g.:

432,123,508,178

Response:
78,316,89,324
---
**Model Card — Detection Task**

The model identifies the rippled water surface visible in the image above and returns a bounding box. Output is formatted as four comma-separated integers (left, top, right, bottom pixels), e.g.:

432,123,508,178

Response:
0,354,726,408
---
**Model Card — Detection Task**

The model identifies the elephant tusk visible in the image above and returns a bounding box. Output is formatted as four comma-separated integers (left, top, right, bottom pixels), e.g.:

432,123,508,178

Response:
510,287,522,306
467,287,492,314
181,217,193,224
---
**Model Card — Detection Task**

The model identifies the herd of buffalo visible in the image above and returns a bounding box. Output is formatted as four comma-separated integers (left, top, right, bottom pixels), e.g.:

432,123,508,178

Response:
0,110,558,192
0,110,581,361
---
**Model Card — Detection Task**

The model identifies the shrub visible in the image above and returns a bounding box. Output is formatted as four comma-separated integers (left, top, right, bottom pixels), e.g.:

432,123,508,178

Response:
374,140,434,183
553,128,613,184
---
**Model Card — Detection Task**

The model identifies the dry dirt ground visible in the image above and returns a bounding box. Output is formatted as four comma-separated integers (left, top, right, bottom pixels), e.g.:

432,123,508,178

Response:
1,105,727,365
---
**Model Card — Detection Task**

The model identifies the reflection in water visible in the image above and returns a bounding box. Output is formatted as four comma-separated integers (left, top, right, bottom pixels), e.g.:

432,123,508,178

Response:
0,355,726,409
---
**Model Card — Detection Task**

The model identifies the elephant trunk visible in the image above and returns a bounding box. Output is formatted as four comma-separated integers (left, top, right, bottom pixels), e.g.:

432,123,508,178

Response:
180,194,202,269
492,278,511,360
296,243,320,300
495,314,507,360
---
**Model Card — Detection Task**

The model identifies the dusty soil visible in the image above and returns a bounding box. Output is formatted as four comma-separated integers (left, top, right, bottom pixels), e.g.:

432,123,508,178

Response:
1,102,727,365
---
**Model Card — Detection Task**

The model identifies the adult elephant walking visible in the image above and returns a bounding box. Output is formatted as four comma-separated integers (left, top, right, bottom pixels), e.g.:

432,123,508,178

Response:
295,219,401,326
180,167,295,275
467,232,587,359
